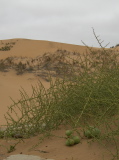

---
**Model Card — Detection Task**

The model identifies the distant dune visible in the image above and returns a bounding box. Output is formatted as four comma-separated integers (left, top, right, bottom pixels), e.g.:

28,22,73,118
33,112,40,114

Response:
0,38,101,59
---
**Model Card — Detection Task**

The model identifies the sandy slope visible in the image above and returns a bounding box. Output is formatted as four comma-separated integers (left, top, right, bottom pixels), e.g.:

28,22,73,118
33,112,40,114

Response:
0,39,118,160
0,38,91,125
0,70,50,125
0,38,97,125
0,38,91,59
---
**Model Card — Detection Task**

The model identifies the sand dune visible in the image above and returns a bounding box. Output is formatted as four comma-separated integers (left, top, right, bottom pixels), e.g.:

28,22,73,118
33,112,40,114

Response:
0,39,118,160
0,38,118,124
0,38,93,125
0,38,91,59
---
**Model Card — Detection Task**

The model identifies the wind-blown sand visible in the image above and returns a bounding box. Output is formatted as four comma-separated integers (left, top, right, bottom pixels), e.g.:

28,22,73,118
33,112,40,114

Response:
0,39,118,160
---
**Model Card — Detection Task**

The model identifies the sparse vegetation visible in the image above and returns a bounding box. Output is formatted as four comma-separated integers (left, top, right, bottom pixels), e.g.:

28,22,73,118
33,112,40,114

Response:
0,59,9,72
15,61,27,75
1,30,119,159
0,45,11,51
0,41,16,51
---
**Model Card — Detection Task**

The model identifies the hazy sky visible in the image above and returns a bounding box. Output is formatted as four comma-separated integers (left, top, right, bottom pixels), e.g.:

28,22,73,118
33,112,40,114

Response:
0,0,119,47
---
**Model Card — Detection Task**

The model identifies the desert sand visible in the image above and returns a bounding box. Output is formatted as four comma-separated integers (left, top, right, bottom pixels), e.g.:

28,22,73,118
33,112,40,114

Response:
0,39,118,160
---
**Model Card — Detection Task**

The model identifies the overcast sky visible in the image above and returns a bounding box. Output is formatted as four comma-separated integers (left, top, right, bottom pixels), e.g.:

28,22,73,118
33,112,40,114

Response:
0,0,119,47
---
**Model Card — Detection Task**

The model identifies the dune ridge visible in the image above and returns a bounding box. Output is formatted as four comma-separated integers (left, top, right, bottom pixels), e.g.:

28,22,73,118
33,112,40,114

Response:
0,38,100,59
